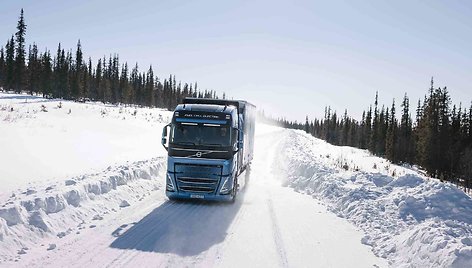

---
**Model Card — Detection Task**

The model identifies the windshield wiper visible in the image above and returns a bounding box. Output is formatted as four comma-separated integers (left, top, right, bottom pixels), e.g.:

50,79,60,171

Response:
201,143,224,147
172,141,196,146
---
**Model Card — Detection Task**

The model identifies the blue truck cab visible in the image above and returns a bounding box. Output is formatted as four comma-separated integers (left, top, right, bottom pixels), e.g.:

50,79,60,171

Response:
161,98,256,202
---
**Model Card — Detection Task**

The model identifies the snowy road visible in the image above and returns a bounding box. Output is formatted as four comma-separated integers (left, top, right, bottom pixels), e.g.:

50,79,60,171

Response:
10,126,386,268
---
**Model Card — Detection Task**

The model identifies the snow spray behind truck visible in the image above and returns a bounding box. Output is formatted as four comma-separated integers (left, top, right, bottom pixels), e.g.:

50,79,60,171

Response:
161,98,256,202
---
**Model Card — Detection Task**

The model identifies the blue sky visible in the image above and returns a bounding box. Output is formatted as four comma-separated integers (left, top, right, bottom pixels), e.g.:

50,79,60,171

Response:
1,0,471,121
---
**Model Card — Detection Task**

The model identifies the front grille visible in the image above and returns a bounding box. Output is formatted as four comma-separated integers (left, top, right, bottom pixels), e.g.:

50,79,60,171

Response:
174,163,222,194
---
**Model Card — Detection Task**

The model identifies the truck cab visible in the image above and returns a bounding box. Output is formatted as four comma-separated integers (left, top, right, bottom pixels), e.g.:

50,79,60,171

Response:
161,98,255,202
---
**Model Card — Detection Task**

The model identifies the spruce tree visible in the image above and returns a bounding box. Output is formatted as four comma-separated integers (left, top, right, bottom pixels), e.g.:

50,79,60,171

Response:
146,65,154,107
369,92,379,154
449,105,461,178
437,87,451,177
357,111,365,148
131,63,139,105
386,99,397,162
365,106,372,150
86,57,93,99
27,43,39,94
5,36,15,90
53,43,61,97
101,56,111,103
0,47,5,89
111,55,119,103
304,116,309,134
14,9,27,93
341,109,349,145
64,49,72,99
469,103,472,143
417,78,439,177
399,93,413,163
377,105,387,155
40,50,52,97
120,63,130,104
95,58,103,101
72,40,83,99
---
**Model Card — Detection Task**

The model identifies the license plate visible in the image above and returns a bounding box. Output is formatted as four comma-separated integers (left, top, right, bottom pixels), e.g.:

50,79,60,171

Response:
190,194,204,199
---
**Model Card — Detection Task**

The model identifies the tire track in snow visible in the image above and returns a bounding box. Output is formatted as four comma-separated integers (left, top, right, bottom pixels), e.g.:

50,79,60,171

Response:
256,129,289,267
267,197,289,268
211,187,251,267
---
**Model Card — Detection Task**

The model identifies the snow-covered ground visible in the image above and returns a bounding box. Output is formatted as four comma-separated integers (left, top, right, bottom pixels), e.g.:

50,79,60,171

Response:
0,93,171,198
0,92,471,267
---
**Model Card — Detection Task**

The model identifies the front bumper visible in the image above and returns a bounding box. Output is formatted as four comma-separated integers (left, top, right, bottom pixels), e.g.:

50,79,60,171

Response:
166,190,234,202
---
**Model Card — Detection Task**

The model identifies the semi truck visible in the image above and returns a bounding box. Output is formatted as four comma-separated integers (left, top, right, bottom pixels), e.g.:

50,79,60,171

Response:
161,97,256,202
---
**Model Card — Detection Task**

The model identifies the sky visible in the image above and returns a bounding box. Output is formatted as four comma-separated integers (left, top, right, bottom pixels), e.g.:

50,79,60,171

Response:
1,0,471,121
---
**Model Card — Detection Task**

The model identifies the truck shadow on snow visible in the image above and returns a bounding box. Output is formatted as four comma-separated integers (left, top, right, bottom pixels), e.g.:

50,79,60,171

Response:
109,197,243,256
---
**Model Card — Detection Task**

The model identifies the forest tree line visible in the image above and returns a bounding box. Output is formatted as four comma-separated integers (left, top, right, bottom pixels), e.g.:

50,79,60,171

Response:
0,9,223,111
278,81,472,191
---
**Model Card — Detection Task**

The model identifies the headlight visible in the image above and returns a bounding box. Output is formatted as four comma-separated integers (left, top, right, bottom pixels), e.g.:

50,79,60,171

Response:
219,176,233,194
166,173,175,191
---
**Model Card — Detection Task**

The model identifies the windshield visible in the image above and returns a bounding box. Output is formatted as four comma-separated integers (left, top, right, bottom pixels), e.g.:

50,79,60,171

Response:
171,123,231,147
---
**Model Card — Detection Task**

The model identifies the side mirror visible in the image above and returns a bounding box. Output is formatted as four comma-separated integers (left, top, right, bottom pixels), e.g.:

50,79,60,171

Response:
161,124,170,150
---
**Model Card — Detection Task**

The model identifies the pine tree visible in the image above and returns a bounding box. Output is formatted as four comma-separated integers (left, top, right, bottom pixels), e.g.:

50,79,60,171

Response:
101,56,111,103
304,116,309,133
27,43,39,94
369,92,379,154
95,58,102,101
341,109,349,145
469,103,472,143
146,65,154,107
71,40,84,99
398,93,413,163
438,87,451,177
0,47,5,89
449,105,462,179
64,49,72,99
5,36,15,90
359,111,366,148
120,63,130,104
329,111,338,144
86,57,93,99
53,43,61,97
40,49,52,97
365,106,372,150
416,78,440,177
131,63,139,105
111,54,119,103
386,99,397,162
461,103,472,191
14,9,27,93
377,105,387,155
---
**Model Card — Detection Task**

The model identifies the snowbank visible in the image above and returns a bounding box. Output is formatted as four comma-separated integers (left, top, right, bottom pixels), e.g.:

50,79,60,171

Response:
275,130,472,267
0,157,165,262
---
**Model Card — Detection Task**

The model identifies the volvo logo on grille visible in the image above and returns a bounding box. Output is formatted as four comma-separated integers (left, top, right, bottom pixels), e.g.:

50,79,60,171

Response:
196,152,202,157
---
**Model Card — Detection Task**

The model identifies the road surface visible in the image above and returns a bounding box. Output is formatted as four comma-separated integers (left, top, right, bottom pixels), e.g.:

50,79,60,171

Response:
15,126,387,268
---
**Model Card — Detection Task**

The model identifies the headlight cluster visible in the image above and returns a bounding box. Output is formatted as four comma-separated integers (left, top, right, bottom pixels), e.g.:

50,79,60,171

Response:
219,176,233,194
166,173,175,191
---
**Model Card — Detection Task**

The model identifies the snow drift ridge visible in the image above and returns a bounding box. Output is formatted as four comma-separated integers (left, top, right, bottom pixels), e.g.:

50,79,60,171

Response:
0,158,165,260
275,130,472,267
